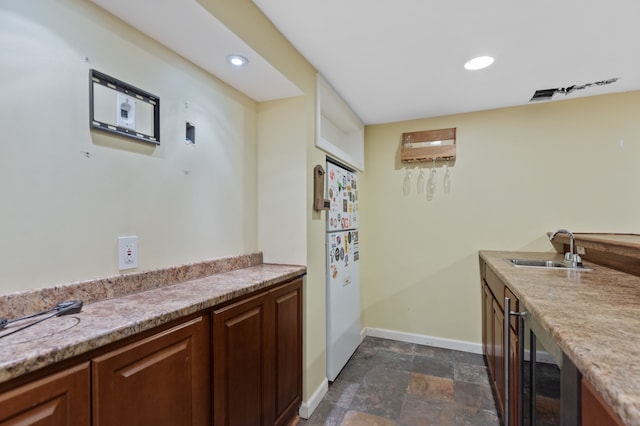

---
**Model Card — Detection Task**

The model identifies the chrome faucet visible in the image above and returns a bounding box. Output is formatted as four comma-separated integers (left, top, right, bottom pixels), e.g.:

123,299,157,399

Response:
549,229,582,267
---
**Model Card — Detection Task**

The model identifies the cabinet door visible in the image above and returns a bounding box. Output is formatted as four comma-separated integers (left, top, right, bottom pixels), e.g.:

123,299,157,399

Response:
271,279,303,426
504,287,521,426
508,326,519,426
492,298,505,413
213,291,271,426
92,316,210,426
482,284,494,377
582,377,624,426
0,363,90,426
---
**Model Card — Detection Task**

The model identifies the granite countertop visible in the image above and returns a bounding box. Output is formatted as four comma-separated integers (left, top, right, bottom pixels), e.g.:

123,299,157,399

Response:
0,262,306,385
480,250,640,426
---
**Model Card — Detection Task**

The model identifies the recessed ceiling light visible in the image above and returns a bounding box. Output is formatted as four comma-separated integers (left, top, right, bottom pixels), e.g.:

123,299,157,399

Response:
464,56,494,71
226,54,249,67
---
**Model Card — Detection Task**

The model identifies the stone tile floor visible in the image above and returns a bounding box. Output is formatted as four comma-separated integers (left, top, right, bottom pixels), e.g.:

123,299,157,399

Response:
299,337,500,426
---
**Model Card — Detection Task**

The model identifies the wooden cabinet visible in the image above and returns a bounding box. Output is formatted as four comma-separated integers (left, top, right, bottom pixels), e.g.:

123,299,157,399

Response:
0,363,90,426
480,259,519,425
0,276,302,426
271,279,303,426
504,287,520,426
507,324,519,426
582,377,624,426
213,291,271,425
212,278,302,426
482,284,493,377
492,297,505,411
92,316,210,426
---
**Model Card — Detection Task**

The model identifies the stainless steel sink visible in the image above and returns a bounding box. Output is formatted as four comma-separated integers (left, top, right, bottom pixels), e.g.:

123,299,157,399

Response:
506,258,592,270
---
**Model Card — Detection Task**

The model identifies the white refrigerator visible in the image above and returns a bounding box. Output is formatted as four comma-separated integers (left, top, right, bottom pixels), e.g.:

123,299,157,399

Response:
325,160,361,382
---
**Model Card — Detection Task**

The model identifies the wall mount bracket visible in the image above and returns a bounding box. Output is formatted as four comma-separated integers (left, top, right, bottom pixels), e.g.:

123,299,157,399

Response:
89,69,160,145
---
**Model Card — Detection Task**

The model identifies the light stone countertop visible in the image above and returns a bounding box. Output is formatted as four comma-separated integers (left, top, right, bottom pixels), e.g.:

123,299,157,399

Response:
480,250,640,426
0,262,306,385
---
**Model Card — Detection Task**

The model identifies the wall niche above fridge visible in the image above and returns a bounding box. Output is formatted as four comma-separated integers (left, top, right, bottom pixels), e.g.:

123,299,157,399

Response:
315,74,364,171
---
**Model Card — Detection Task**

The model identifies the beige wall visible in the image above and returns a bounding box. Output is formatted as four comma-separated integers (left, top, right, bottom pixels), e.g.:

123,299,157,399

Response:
361,91,640,343
257,97,307,265
10,0,636,413
0,0,260,292
2,0,329,407
197,0,330,402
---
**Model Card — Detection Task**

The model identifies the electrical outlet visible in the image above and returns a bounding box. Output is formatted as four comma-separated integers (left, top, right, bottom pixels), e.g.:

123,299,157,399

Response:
118,236,138,270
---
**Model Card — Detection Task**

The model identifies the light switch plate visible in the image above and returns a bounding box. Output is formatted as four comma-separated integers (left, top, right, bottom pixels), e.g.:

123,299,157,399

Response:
118,236,138,270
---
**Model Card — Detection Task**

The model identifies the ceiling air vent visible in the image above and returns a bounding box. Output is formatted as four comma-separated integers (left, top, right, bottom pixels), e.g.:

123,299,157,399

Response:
530,88,558,102
529,77,619,102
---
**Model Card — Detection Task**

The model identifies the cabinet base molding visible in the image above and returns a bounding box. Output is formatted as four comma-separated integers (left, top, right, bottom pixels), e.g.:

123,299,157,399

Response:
299,378,328,419
286,415,301,426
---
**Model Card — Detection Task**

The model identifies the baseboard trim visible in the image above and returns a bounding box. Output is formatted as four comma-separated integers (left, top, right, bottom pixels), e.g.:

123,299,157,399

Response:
298,377,328,419
365,327,483,354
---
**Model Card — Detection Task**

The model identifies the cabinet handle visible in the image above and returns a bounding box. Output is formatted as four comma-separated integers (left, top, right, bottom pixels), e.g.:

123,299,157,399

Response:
504,297,526,426
516,310,525,426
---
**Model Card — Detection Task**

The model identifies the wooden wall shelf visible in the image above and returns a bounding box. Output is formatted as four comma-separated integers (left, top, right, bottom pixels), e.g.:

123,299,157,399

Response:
549,232,640,277
401,128,456,163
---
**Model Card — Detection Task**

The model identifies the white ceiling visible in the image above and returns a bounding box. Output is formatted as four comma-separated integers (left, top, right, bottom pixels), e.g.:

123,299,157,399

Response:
252,0,640,124
92,0,640,125
89,0,302,102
